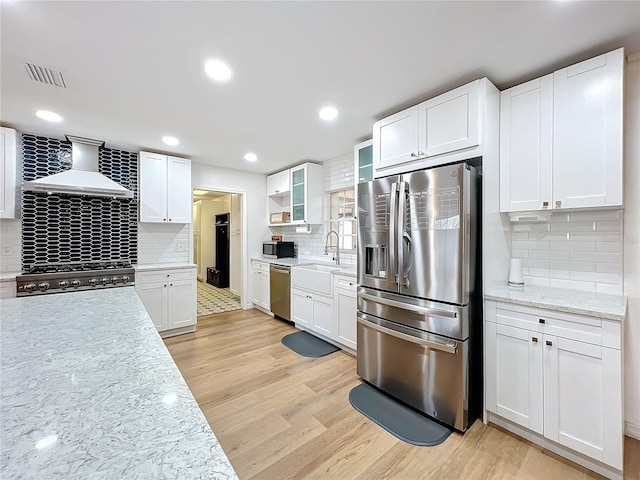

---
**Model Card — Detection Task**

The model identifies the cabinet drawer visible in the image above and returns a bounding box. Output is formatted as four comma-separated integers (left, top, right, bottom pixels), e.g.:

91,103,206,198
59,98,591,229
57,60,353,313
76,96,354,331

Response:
335,275,357,293
136,269,195,284
495,303,619,348
252,261,270,273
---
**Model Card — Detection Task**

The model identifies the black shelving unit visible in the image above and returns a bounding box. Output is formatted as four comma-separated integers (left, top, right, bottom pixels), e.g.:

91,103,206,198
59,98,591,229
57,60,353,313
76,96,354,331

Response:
211,212,230,288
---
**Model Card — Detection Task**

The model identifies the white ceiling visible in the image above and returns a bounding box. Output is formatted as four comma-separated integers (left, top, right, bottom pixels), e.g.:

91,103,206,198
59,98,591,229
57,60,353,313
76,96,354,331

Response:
1,1,639,174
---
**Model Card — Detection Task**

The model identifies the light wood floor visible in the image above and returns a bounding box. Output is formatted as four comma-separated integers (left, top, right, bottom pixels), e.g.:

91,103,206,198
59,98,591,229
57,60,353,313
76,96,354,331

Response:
165,309,640,480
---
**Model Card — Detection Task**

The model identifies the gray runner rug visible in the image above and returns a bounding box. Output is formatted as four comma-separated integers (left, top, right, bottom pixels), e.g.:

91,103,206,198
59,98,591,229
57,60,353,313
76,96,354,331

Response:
281,331,339,357
349,383,452,446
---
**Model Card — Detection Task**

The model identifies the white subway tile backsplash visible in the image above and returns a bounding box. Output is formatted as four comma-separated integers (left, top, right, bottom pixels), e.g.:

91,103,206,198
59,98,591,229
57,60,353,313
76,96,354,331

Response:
549,241,596,251
510,210,623,294
528,250,570,260
550,278,596,292
138,223,190,264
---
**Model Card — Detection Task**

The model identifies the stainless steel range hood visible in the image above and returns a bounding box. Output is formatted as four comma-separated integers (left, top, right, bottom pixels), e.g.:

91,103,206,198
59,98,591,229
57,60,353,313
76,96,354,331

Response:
22,135,134,199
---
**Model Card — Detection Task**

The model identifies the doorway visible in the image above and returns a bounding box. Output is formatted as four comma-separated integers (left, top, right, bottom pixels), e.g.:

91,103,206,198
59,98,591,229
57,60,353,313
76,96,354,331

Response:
192,189,244,317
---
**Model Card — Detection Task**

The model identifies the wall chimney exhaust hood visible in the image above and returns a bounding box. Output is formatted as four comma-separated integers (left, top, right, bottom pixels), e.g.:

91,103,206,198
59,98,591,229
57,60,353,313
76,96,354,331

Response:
22,135,134,199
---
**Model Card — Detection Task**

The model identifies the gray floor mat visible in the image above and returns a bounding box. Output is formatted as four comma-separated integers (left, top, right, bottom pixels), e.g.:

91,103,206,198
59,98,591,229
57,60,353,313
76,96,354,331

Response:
281,331,339,358
349,383,452,446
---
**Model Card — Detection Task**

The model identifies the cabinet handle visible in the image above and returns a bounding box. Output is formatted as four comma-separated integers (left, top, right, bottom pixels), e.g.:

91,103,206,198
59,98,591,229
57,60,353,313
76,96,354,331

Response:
275,190,279,193
546,340,553,346
306,295,312,299
170,283,173,286
164,284,167,287
555,201,562,208
542,201,549,208
410,152,418,157
163,218,166,222
169,218,172,222
167,274,170,277
532,336,538,343
539,318,545,324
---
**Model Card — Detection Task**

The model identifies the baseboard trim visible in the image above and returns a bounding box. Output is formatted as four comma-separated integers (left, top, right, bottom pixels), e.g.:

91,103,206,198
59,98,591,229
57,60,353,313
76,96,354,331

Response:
488,413,623,480
626,421,640,440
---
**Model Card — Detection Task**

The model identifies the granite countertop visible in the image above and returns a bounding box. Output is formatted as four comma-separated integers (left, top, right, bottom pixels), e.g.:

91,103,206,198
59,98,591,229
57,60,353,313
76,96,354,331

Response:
134,263,197,272
485,282,627,321
251,257,357,277
0,288,237,480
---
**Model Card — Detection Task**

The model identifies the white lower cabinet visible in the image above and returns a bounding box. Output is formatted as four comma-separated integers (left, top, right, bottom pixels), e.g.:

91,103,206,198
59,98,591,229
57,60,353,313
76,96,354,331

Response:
292,287,333,336
485,301,623,478
334,275,357,350
251,260,270,312
290,270,357,352
135,267,197,337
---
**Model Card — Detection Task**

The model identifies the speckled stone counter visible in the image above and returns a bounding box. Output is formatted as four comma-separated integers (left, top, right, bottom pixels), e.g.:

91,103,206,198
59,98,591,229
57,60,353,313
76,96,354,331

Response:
485,282,627,321
134,263,197,272
0,287,237,480
251,257,357,277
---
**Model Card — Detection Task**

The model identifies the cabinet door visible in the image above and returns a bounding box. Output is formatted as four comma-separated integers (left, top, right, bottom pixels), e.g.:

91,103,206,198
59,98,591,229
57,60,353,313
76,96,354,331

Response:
373,105,420,170
418,80,480,158
335,289,356,349
311,295,334,337
291,289,312,327
252,269,262,306
167,156,192,223
0,128,18,219
136,281,168,331
553,49,624,209
139,152,168,223
487,323,543,434
259,269,270,310
500,75,553,212
290,166,306,223
354,139,373,184
543,335,622,468
167,278,197,329
267,170,290,196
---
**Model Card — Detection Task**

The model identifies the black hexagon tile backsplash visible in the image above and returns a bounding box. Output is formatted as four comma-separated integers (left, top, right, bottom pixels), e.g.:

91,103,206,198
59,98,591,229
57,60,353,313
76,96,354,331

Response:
21,134,138,270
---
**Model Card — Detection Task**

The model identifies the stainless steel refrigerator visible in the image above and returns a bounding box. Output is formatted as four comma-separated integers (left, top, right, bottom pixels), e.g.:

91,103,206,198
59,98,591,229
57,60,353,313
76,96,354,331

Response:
356,162,481,432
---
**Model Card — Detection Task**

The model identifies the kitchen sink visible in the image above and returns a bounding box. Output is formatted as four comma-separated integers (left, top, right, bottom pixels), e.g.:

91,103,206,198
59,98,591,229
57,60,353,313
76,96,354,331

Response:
291,264,341,295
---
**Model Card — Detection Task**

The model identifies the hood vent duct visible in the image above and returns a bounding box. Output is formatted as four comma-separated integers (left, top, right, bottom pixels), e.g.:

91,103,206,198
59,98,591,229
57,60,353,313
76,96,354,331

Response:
22,135,134,199
24,63,66,88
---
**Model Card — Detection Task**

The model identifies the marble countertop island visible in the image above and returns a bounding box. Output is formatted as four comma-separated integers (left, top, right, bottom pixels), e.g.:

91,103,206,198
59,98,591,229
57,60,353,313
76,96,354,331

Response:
0,287,237,480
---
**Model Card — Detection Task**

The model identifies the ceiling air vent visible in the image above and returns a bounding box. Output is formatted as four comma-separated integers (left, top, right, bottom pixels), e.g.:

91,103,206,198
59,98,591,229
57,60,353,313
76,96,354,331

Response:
24,63,66,88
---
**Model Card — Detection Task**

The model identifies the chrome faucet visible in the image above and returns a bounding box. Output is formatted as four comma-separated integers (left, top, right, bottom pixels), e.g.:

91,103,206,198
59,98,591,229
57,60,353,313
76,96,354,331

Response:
324,230,340,265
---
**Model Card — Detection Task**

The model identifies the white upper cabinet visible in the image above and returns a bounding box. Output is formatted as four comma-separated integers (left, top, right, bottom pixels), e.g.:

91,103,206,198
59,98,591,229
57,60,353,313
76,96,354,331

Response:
418,80,480,157
289,163,323,224
267,169,290,196
553,49,624,209
373,105,419,169
0,127,20,219
500,75,553,212
500,48,624,212
139,151,191,223
373,79,485,174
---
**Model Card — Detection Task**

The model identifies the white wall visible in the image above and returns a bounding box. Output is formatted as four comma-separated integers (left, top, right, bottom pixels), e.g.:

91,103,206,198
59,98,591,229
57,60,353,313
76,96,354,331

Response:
623,52,640,439
191,162,269,309
230,193,242,295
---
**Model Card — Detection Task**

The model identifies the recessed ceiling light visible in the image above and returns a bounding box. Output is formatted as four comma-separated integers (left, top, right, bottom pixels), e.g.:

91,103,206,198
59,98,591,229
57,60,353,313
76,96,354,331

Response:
319,106,338,122
162,136,179,146
244,152,257,162
36,110,62,122
204,59,232,83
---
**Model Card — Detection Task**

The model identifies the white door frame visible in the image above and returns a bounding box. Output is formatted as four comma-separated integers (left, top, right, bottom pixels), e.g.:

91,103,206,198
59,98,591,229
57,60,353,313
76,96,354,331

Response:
191,186,248,309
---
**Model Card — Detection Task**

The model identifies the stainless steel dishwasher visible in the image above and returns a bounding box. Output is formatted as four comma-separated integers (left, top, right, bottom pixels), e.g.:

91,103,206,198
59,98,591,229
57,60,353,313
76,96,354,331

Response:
269,264,291,321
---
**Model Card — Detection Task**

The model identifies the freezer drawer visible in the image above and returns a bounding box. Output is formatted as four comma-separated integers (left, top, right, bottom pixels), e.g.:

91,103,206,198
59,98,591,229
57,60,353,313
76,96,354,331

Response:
357,313,469,431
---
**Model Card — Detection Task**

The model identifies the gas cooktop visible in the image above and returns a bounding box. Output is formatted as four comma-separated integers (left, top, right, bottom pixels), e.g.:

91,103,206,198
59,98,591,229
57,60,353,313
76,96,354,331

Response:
16,261,135,296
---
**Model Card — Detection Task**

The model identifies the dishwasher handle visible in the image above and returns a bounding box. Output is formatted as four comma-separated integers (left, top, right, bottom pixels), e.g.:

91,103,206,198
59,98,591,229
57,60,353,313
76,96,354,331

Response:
270,265,291,274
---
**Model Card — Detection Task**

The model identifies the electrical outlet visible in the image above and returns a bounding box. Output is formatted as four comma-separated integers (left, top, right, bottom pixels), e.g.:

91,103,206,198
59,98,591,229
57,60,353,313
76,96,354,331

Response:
2,244,11,256
174,244,187,252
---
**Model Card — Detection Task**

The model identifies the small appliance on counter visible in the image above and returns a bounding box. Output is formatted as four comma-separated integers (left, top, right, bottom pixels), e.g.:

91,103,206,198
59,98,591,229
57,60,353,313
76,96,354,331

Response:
507,258,524,287
262,241,296,259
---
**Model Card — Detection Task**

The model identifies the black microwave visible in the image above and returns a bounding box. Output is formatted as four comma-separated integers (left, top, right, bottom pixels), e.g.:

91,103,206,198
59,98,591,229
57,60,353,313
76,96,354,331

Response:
262,241,296,259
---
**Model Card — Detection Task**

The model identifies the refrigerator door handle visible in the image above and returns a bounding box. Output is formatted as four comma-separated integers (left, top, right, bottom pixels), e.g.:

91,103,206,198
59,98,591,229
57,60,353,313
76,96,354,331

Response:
358,316,458,354
389,182,399,285
397,181,410,286
359,292,458,318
